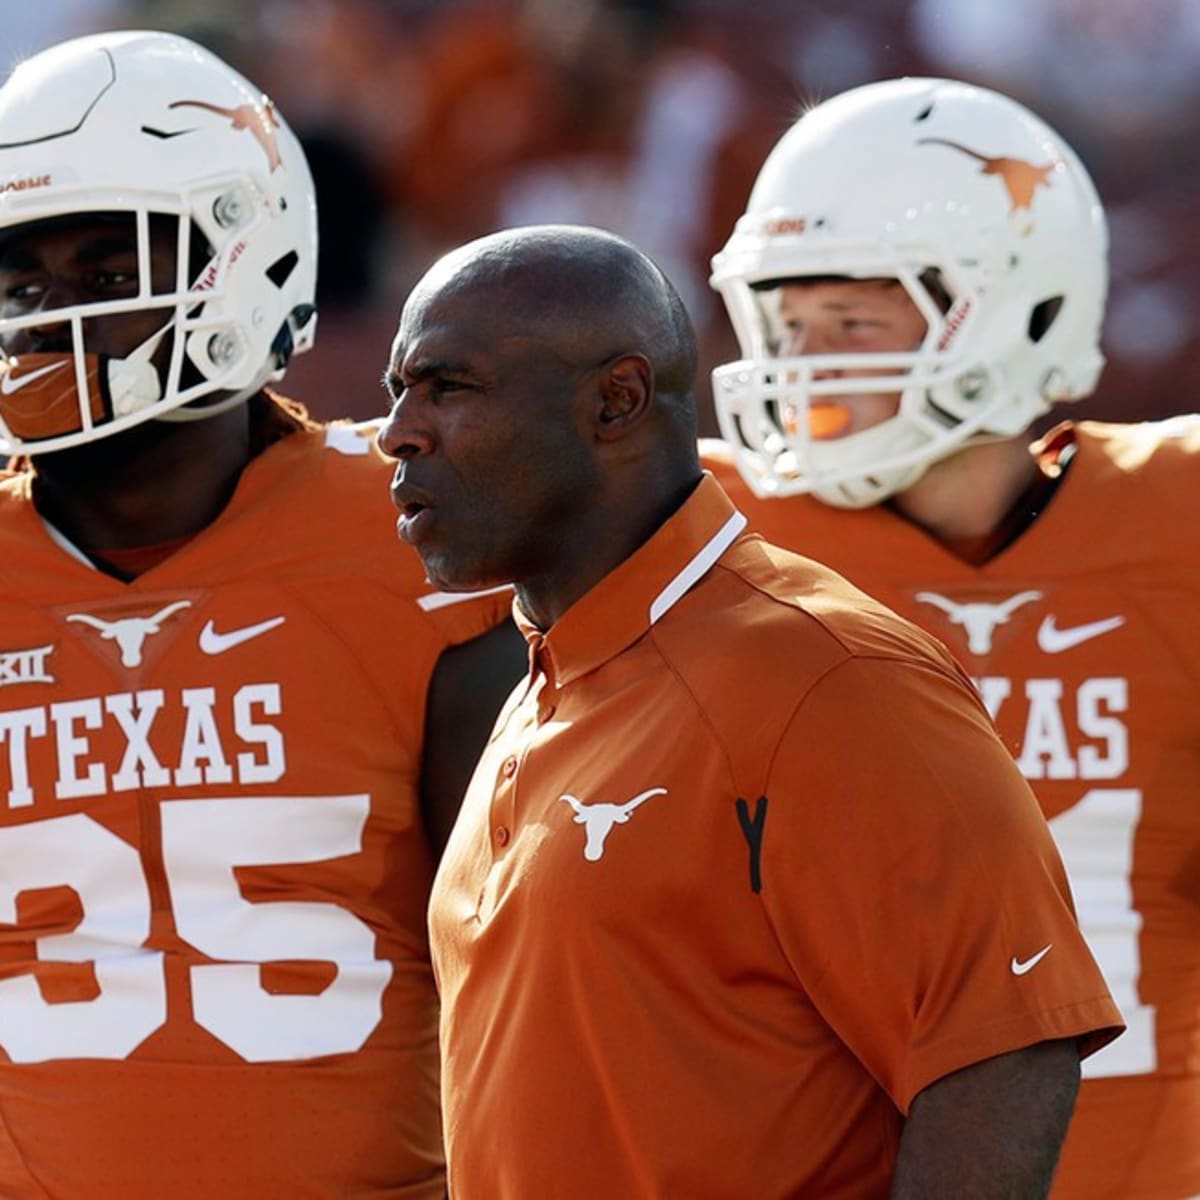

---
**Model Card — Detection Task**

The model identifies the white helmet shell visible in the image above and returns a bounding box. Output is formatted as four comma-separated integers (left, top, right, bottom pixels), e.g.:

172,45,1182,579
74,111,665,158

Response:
709,77,1107,507
0,30,317,455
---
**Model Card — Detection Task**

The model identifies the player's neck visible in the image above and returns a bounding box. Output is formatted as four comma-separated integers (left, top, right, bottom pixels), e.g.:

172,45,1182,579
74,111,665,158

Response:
888,436,1042,551
30,403,254,561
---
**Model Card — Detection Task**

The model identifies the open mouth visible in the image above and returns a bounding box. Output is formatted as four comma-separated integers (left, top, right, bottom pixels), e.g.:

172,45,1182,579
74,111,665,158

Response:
396,500,435,545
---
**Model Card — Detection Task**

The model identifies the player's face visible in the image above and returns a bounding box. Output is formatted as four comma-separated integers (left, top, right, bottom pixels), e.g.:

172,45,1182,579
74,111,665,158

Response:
772,278,927,439
379,284,601,593
0,214,178,360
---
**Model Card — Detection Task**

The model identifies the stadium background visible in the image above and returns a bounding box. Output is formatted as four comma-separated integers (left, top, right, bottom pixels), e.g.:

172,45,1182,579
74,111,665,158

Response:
12,0,1198,436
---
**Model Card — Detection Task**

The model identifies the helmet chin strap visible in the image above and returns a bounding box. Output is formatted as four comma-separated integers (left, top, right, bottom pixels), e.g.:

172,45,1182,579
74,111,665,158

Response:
107,323,170,418
109,319,266,424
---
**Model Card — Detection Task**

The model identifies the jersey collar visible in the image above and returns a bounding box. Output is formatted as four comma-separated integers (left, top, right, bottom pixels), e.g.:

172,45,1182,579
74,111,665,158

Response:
517,473,747,686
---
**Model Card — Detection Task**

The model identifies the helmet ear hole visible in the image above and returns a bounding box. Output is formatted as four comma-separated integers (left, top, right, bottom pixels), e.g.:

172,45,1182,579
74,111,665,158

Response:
266,251,299,288
1028,296,1064,343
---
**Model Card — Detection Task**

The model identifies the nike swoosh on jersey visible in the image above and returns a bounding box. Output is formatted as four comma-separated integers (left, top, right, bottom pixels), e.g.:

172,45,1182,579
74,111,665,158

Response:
1036,614,1124,654
0,360,68,394
199,616,286,654
1010,944,1052,975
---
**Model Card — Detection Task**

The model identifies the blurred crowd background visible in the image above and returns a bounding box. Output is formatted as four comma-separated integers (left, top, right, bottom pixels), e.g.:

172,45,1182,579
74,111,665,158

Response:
11,0,1200,435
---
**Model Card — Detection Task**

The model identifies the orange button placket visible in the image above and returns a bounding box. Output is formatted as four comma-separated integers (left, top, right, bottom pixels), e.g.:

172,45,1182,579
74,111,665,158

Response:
487,646,559,856
489,745,521,858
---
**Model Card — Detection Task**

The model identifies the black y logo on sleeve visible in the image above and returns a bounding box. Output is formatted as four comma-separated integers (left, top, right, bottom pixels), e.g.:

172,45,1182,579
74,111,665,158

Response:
735,796,768,894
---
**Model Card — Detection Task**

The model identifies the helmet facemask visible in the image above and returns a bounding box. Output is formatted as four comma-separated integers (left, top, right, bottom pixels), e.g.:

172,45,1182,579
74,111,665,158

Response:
713,256,1012,508
0,209,215,447
0,31,319,457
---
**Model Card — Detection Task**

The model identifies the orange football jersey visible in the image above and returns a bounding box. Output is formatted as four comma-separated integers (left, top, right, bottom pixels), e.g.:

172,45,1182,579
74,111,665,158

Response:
0,414,510,1198
431,475,1121,1200
703,417,1200,1200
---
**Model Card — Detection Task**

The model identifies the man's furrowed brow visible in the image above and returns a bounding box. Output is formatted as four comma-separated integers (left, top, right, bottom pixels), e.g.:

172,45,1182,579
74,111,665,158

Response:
389,355,485,389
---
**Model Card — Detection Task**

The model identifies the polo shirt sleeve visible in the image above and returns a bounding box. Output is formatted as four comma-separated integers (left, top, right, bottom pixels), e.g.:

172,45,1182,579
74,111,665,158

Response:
755,653,1124,1113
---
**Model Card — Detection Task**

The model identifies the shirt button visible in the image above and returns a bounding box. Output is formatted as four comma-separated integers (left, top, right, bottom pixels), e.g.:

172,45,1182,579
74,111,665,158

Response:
495,826,510,847
501,756,518,777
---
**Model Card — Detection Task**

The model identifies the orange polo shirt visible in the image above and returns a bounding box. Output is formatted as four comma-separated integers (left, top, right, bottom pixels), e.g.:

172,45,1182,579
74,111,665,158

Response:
704,418,1200,1200
430,474,1123,1200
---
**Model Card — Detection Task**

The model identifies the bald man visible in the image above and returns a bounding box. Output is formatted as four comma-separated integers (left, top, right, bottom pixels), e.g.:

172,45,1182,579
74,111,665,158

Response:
378,225,1123,1200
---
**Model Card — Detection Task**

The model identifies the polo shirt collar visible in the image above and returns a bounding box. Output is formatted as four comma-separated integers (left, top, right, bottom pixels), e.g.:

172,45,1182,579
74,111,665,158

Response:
515,474,747,686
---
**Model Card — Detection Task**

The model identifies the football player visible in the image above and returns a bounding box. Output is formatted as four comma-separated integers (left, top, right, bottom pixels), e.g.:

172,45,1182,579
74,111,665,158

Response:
706,76,1199,1200
0,30,521,1199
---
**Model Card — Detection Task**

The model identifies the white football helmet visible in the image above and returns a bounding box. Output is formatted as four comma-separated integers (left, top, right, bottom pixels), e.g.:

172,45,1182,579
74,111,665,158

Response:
710,77,1107,507
0,30,317,455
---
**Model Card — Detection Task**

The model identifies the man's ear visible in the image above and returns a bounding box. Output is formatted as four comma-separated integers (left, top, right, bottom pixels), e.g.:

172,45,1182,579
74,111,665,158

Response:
594,353,653,442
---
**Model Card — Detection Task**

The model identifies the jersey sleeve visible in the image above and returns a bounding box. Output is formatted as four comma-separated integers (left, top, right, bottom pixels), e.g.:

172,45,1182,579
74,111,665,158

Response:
757,653,1124,1112
413,584,515,648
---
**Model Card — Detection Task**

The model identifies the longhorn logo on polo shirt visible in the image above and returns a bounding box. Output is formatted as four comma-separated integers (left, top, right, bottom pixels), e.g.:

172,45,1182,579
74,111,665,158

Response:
559,787,667,861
